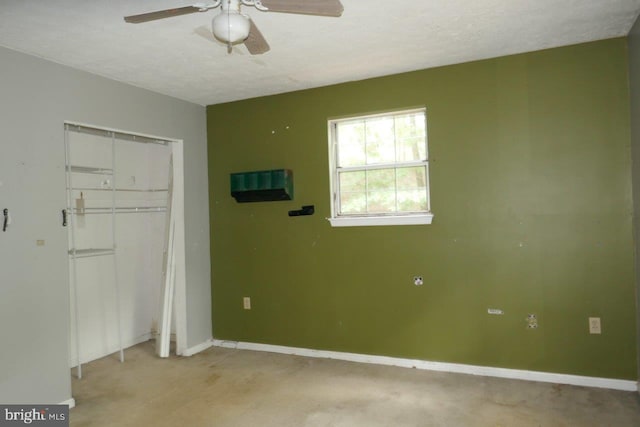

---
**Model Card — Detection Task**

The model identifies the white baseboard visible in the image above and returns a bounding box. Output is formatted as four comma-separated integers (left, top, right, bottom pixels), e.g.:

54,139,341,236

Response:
69,332,153,367
214,339,241,349
60,398,75,408
180,338,214,357
211,340,637,392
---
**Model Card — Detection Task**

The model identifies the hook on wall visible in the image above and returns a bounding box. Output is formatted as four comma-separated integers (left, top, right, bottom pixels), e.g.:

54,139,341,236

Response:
288,205,314,217
3,208,9,232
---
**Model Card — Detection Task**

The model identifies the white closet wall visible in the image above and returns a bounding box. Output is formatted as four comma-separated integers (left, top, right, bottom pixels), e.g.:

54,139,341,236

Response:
66,129,171,366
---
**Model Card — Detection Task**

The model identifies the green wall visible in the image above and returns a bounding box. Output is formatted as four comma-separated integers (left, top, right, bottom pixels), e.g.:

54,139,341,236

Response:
628,17,640,386
207,38,637,380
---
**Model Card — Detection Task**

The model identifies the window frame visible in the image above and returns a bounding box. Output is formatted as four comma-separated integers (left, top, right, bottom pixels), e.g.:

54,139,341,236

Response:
327,107,434,227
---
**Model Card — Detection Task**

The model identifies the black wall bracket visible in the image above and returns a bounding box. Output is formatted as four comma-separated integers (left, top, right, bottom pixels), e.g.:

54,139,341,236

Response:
288,205,314,217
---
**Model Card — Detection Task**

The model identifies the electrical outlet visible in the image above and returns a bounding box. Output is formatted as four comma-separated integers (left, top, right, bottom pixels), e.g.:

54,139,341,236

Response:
413,276,423,286
243,297,251,310
526,314,538,329
589,317,601,334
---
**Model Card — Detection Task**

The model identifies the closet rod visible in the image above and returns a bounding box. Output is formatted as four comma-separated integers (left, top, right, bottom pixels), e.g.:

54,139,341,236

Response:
68,187,169,193
70,207,166,214
65,123,171,146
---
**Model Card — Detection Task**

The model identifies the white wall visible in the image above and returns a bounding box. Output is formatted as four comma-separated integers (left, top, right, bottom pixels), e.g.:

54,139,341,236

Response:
0,46,211,404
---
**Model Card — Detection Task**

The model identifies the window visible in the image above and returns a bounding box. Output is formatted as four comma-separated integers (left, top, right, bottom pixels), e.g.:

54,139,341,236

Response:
328,108,433,227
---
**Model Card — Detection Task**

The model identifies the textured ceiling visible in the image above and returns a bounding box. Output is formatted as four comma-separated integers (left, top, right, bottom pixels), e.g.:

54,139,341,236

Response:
1,0,639,106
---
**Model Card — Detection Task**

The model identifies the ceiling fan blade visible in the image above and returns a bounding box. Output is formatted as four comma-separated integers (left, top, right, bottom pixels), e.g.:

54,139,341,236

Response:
260,0,344,17
244,19,270,55
124,6,201,23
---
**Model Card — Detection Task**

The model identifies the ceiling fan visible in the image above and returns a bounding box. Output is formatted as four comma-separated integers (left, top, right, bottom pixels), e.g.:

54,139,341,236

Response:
124,0,344,55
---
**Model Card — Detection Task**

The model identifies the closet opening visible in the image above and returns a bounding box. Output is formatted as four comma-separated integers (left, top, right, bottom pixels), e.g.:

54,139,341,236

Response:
64,122,186,379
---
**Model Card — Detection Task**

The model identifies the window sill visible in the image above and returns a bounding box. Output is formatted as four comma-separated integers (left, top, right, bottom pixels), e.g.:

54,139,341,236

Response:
328,213,434,227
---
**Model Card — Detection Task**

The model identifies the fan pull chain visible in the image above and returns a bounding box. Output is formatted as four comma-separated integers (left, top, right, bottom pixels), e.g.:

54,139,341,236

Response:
227,0,232,54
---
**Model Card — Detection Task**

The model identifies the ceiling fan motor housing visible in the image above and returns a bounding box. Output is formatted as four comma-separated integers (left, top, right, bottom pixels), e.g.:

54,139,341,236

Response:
212,0,250,43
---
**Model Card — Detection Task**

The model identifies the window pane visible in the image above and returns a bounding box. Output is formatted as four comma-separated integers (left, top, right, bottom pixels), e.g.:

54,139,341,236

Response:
339,170,365,192
396,166,427,212
336,122,365,167
397,190,428,211
366,169,396,213
395,112,426,162
365,117,395,164
340,192,367,214
339,171,366,214
396,166,427,191
339,167,428,215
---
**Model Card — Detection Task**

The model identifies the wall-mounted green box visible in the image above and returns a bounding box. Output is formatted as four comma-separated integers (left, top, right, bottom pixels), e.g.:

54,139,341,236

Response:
230,169,293,202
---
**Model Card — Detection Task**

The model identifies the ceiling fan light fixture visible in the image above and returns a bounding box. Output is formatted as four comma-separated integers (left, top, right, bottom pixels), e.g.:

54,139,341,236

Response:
212,11,250,44
124,0,344,55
